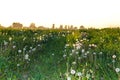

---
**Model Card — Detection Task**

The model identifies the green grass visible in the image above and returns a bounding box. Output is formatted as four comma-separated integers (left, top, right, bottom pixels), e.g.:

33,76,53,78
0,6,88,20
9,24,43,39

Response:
0,28,120,80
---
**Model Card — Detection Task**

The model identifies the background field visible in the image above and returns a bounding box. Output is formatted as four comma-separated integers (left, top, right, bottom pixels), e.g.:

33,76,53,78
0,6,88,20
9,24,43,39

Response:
0,28,120,80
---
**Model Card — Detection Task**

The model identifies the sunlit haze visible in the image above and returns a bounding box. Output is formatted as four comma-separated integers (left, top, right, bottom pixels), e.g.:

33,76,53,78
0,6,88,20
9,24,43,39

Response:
0,0,120,28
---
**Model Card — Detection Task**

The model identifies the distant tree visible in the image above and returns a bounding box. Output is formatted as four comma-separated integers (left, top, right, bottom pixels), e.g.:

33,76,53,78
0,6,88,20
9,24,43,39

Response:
64,25,67,29
80,25,85,29
0,24,2,27
12,22,23,28
0,24,4,28
59,25,63,29
52,24,55,29
67,25,70,29
29,23,36,28
70,25,73,29
38,26,46,29
74,27,77,29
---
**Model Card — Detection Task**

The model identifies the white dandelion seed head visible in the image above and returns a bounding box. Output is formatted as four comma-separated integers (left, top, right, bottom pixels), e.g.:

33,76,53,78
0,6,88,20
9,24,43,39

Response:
71,69,76,75
18,50,22,53
63,54,66,58
112,55,116,59
17,64,20,67
93,52,96,55
99,52,103,55
84,53,88,56
13,45,16,49
30,47,32,49
25,54,29,60
52,53,54,56
75,51,79,55
76,72,82,77
115,68,120,73
86,51,89,54
37,44,40,46
81,49,85,53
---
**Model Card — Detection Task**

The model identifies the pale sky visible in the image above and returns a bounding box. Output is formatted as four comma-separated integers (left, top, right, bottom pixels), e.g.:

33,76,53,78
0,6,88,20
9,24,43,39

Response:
0,0,120,28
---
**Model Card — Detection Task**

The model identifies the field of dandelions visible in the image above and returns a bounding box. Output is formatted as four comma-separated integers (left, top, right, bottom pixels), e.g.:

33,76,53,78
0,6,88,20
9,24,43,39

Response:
0,28,120,80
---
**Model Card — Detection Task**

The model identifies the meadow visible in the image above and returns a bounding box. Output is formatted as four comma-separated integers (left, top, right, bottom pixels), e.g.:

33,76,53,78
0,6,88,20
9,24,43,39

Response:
0,27,120,80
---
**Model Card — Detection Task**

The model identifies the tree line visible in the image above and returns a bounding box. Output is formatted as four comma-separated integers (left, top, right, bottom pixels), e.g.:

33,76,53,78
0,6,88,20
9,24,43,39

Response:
0,22,85,29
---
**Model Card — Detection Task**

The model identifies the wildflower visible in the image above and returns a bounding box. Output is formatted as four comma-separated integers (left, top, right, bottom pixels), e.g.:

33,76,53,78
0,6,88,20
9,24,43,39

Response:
30,47,32,49
86,51,89,54
72,32,75,35
90,69,93,73
80,40,83,42
84,52,88,56
83,38,86,40
72,61,76,65
28,59,30,61
37,44,40,47
76,72,82,77
13,45,16,49
23,48,26,51
25,54,29,60
99,52,103,55
52,53,54,56
73,44,75,47
72,49,75,53
81,49,85,53
93,52,96,55
9,37,12,41
65,44,69,47
23,37,26,41
76,39,78,41
69,53,72,56
86,74,90,79
18,50,22,53
63,54,66,58
62,34,65,37
17,64,20,67
67,76,71,80
32,48,35,51
29,50,32,53
71,69,76,75
89,44,92,47
4,41,8,45
115,68,120,73
94,45,97,47
75,51,79,55
76,45,81,50
78,57,81,60
112,55,116,59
